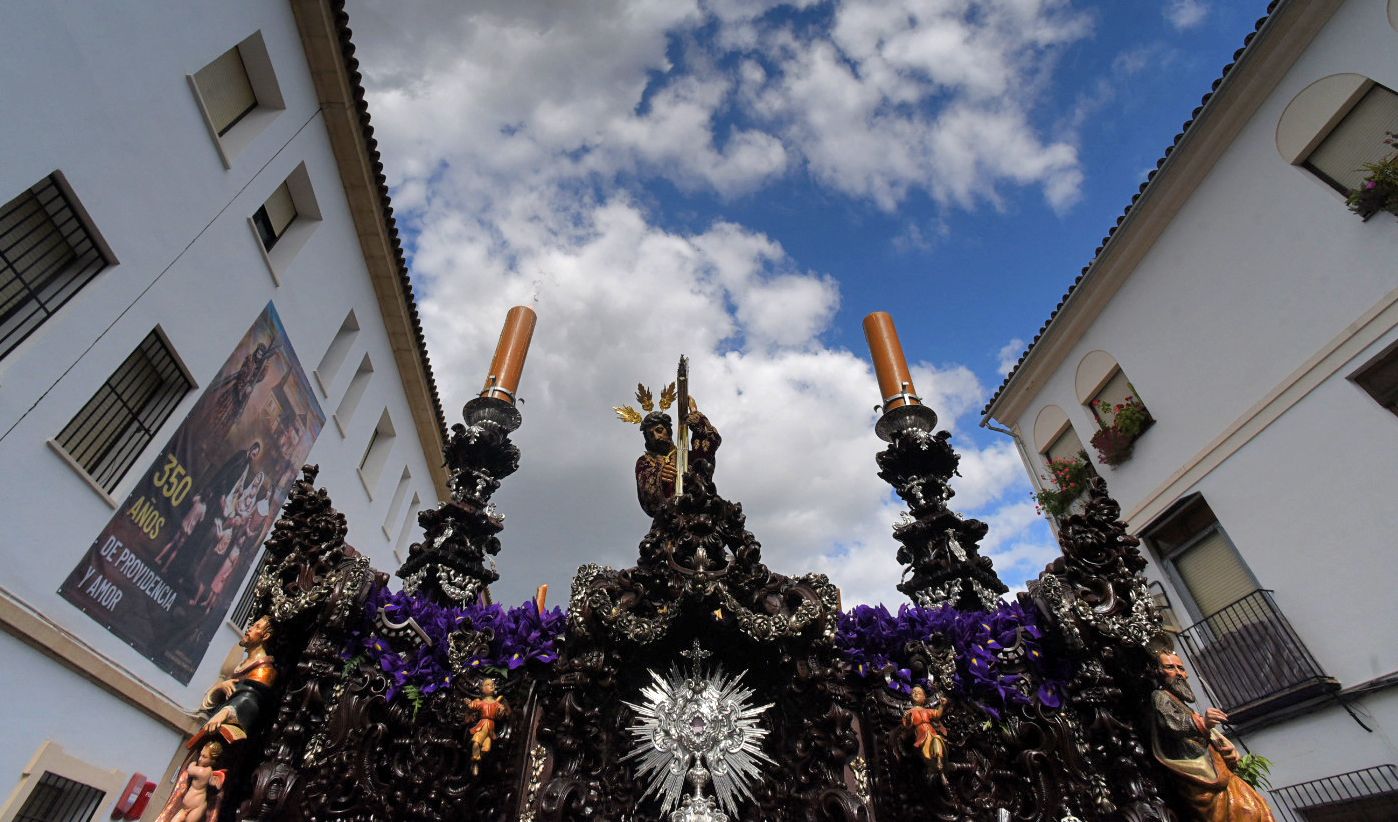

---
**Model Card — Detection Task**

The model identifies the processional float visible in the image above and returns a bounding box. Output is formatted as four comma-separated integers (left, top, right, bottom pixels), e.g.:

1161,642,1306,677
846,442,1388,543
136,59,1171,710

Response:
156,307,1277,821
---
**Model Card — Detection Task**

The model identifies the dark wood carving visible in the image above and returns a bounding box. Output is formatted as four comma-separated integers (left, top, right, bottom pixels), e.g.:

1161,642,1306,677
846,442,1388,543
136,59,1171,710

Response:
204,395,1210,821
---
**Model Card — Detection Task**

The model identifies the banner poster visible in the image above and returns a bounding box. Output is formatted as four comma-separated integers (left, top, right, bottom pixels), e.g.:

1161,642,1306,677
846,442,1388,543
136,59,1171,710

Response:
59,302,325,683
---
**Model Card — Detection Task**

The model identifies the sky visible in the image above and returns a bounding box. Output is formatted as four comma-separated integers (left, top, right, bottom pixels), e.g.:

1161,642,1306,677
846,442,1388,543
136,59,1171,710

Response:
341,0,1268,609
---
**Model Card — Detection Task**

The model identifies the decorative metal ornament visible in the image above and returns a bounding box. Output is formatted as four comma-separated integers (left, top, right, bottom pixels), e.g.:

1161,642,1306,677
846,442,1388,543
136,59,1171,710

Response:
624,652,774,820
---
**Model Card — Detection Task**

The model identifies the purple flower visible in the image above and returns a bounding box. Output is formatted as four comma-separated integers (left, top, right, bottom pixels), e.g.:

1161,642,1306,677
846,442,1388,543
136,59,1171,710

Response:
838,599,1072,717
347,584,566,703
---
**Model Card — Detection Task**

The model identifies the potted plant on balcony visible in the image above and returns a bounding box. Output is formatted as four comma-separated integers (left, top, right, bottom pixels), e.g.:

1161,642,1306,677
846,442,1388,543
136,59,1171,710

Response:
1090,395,1152,466
1033,451,1094,518
1346,131,1398,219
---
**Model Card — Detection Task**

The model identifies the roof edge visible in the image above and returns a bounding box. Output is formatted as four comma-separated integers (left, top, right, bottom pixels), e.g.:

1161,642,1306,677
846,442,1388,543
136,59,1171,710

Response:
981,0,1343,427
290,0,450,499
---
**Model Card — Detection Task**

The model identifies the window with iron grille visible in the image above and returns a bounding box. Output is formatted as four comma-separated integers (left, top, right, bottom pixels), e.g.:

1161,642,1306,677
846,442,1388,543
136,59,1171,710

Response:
54,330,193,494
228,550,269,629
13,771,105,822
0,174,110,361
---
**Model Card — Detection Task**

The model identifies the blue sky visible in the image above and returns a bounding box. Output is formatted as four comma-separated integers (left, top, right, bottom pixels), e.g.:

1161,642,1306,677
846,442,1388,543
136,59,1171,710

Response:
346,0,1269,607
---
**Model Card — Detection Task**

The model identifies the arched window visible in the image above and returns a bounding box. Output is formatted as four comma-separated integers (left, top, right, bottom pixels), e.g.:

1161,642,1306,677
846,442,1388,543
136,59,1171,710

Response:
1277,74,1398,196
1075,351,1152,467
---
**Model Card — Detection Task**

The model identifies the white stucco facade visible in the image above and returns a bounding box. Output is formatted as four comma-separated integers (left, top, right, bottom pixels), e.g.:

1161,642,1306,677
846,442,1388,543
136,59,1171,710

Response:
986,0,1398,812
0,1,446,814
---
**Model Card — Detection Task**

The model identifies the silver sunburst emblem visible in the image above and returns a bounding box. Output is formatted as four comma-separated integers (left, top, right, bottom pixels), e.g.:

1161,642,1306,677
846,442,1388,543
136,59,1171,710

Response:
624,643,774,821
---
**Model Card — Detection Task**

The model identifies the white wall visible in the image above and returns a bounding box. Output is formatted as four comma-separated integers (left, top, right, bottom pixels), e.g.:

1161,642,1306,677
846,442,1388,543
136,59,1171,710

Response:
0,0,442,793
999,0,1398,795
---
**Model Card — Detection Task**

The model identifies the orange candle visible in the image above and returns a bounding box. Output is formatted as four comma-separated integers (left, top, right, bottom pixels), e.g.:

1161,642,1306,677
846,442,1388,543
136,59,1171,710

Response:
863,311,921,412
480,306,537,403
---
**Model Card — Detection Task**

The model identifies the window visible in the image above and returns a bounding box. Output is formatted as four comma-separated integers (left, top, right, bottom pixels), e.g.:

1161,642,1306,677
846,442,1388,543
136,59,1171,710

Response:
12,771,105,822
252,183,295,251
193,45,256,136
393,492,422,565
1143,495,1335,719
189,32,285,168
1144,496,1257,624
382,467,413,538
1087,369,1143,426
1303,84,1398,194
333,353,374,436
1350,338,1398,416
0,743,126,822
1,174,112,360
53,329,194,495
358,409,397,496
314,310,360,396
1042,426,1087,466
250,163,322,283
228,551,269,630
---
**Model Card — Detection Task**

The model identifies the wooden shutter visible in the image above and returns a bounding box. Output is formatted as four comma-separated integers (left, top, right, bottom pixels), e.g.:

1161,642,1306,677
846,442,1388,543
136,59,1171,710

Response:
1173,528,1256,618
1045,427,1086,463
262,182,296,238
195,46,257,135
1091,369,1139,420
1306,84,1398,192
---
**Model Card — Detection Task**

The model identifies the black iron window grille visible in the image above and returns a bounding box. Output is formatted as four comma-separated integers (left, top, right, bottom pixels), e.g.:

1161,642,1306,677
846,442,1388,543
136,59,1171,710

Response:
1270,764,1398,821
54,329,193,494
228,550,269,629
14,771,105,822
0,174,110,361
1176,589,1337,722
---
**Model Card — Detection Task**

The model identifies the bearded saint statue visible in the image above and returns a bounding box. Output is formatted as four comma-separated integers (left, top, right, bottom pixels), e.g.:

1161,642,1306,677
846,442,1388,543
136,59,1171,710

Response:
1150,651,1275,821
617,381,721,517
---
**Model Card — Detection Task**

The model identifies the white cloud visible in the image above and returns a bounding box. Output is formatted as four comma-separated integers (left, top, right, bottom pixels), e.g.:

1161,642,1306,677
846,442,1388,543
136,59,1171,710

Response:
997,337,1026,377
1164,0,1208,31
349,0,1092,214
343,0,1070,606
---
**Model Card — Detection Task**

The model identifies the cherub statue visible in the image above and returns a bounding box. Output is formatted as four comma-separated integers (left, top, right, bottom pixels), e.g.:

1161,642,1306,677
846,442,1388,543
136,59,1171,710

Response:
1150,651,1275,820
154,740,226,822
196,616,277,746
467,677,510,776
902,684,949,771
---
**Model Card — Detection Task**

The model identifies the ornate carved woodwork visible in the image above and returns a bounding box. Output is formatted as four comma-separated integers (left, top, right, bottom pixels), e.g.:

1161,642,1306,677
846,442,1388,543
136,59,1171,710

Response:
204,402,1211,821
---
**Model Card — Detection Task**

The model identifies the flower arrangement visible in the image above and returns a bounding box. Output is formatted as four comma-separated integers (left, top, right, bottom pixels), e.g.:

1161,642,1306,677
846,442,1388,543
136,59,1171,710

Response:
1032,451,1093,517
1345,132,1398,219
837,601,1070,719
1090,395,1151,466
345,584,567,704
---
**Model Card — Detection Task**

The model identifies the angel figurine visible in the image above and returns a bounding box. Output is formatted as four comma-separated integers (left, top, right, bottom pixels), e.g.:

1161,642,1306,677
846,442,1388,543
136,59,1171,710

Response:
467,677,509,776
903,685,949,771
154,740,226,822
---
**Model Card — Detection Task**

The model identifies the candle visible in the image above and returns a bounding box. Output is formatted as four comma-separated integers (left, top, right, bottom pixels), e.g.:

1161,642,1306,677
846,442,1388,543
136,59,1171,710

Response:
480,306,537,404
863,311,921,412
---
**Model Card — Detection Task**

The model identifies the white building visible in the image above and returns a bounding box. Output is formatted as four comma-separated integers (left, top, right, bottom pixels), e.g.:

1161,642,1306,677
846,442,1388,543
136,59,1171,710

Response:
983,0,1398,815
0,1,447,817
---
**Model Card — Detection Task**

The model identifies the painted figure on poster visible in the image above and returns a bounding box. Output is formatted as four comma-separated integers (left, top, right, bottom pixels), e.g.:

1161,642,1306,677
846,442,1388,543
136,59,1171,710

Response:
212,341,279,432
197,616,277,745
903,684,949,771
1150,652,1275,821
467,677,509,776
154,740,226,822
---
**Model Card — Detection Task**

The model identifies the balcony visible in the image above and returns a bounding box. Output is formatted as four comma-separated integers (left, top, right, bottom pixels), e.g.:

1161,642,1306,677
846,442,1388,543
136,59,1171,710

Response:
1176,589,1338,724
1269,765,1398,821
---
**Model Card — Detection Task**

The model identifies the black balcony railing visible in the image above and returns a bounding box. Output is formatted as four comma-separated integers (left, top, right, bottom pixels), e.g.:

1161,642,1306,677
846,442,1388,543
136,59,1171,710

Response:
1176,589,1337,722
1269,764,1398,821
